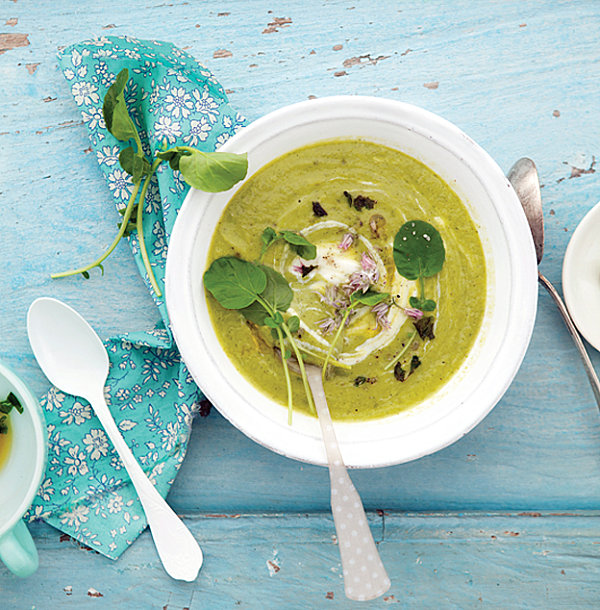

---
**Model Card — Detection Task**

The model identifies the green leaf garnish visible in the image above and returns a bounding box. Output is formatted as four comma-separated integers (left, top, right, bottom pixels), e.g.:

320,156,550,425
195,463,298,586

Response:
102,68,140,146
119,146,151,183
203,257,267,309
393,220,445,280
0,392,23,417
178,150,248,192
351,289,390,307
53,69,248,299
279,230,317,260
287,315,300,334
260,227,278,257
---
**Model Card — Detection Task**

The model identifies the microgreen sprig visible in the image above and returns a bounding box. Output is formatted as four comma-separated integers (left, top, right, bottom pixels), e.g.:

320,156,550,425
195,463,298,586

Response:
203,256,314,424
393,220,445,311
52,68,248,297
321,289,389,378
259,227,317,261
0,392,23,436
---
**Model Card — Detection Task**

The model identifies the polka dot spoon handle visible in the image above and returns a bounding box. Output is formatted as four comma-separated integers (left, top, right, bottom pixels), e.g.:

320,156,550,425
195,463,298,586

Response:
305,367,391,601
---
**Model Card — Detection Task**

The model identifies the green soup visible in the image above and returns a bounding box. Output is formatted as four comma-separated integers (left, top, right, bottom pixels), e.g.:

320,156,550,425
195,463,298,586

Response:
206,139,486,421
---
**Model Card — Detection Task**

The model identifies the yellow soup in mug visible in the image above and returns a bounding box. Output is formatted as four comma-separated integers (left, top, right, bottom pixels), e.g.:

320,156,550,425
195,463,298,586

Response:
0,416,12,470
206,139,486,421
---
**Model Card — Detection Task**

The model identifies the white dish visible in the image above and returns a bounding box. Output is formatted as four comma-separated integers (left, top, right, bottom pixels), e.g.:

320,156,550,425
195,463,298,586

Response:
562,201,600,352
165,96,538,468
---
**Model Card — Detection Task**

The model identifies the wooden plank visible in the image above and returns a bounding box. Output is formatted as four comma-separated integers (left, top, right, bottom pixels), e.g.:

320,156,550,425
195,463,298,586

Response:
1,512,600,607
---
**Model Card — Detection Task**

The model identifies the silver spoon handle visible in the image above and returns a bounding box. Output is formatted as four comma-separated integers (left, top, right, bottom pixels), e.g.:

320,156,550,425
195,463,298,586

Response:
304,368,390,601
538,272,600,408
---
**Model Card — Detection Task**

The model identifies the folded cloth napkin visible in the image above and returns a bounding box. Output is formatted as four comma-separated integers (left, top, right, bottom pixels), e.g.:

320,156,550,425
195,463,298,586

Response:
26,35,246,559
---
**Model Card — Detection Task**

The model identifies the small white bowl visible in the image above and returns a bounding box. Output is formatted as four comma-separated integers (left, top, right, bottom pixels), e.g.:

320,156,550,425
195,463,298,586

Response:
166,96,538,468
563,201,600,352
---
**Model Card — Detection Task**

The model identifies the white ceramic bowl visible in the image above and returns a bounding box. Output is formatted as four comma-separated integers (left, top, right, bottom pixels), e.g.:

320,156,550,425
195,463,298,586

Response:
166,96,538,468
562,200,600,352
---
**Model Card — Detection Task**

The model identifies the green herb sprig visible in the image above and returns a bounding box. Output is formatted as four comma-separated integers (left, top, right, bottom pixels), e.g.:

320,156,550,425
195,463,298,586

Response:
393,220,445,311
259,227,317,261
0,392,23,435
52,68,249,297
203,256,313,425
321,289,389,378
386,219,445,375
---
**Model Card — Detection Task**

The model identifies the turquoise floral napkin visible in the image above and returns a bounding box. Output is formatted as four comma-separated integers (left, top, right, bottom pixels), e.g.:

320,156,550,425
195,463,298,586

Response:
26,35,246,559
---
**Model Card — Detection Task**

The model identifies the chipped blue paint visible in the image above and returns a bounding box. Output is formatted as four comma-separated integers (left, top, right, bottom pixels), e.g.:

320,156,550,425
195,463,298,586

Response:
1,0,599,606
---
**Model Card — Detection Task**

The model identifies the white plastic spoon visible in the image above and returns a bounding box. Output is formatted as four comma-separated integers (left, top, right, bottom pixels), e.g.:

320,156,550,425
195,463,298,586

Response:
27,297,203,581
304,366,390,601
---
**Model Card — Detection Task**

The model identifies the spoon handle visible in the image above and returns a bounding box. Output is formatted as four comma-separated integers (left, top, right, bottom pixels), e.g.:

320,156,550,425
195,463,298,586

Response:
305,368,391,601
538,272,600,407
87,388,203,581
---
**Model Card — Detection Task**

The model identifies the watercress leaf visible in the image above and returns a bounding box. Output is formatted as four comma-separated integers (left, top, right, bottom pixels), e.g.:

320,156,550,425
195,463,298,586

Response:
204,256,267,309
351,289,390,307
279,230,317,260
258,264,293,312
421,299,436,312
178,150,248,192
119,147,150,183
240,301,270,326
260,227,278,256
393,220,445,280
156,150,177,161
287,315,300,334
283,349,291,360
409,296,421,309
240,265,293,324
81,271,90,279
264,317,279,329
157,149,187,171
102,68,140,144
273,312,284,325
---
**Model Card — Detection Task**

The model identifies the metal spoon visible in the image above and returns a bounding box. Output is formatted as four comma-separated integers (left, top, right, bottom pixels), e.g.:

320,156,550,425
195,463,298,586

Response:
288,359,390,600
508,158,600,407
27,297,203,581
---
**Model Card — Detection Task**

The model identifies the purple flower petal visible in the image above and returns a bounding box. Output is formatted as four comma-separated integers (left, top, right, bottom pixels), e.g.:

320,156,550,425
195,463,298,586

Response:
338,232,355,251
403,307,424,320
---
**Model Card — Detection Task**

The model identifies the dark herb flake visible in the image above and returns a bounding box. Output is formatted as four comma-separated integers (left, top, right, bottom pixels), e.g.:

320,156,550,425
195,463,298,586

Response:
393,362,406,382
353,376,367,387
414,316,435,340
299,263,317,278
312,201,328,217
352,195,377,212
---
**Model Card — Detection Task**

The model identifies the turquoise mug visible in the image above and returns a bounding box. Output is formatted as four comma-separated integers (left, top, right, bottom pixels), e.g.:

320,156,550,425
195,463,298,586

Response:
0,360,47,577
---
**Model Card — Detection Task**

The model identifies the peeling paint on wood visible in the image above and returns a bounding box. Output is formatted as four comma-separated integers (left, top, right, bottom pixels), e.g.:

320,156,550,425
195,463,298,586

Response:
343,54,389,68
0,32,29,54
25,62,39,74
87,588,103,598
262,17,292,34
5,17,18,26
213,49,232,58
423,81,439,89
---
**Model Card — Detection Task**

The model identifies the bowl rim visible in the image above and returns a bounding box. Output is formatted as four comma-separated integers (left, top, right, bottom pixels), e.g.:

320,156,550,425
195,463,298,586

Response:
0,359,47,538
166,95,538,468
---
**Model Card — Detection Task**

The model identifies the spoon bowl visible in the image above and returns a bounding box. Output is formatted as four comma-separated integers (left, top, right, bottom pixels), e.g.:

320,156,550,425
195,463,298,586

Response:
27,297,109,399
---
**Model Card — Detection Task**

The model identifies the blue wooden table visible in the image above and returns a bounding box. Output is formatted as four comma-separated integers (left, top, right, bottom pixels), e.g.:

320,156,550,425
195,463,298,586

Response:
2,1,600,607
